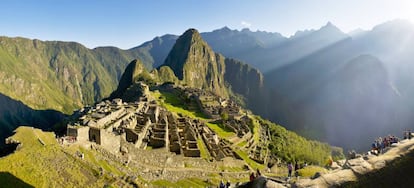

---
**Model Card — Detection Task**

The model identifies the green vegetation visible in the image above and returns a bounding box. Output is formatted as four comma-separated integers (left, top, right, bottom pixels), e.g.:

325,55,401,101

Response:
220,112,229,121
0,127,114,187
237,140,248,148
234,149,265,170
0,37,159,141
153,90,207,119
157,66,179,83
153,89,337,166
0,127,153,187
0,37,136,113
257,116,344,165
197,138,210,159
205,122,235,139
250,116,261,143
151,178,214,187
224,58,264,111
297,166,328,178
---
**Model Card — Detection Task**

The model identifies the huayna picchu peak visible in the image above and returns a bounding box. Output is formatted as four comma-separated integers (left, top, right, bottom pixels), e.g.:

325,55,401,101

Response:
163,28,228,97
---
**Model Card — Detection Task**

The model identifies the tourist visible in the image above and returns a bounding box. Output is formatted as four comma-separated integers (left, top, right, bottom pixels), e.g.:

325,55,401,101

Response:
327,156,333,167
256,168,262,178
294,162,299,172
226,180,231,188
287,162,293,178
219,180,225,188
249,172,255,181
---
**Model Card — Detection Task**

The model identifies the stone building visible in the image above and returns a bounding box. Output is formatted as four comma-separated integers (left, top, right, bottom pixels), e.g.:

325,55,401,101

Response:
67,125,89,142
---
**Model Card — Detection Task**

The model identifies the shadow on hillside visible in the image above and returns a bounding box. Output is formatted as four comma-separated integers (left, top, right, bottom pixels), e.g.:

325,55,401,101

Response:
0,92,66,153
342,147,414,188
0,172,34,188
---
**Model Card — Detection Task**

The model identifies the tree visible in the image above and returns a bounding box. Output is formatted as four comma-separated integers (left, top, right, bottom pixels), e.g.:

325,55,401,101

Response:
221,112,229,122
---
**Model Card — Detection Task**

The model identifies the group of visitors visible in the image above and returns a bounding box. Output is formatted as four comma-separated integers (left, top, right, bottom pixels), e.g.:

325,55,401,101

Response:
371,135,399,155
249,168,262,182
287,161,307,178
218,180,231,188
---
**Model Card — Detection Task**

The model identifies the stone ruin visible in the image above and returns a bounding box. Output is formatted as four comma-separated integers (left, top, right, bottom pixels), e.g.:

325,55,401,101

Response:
201,126,236,160
66,82,271,170
66,93,236,159
223,116,251,138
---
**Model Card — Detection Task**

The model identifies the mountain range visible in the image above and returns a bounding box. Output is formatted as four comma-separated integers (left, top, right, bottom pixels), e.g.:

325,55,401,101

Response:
1,19,414,151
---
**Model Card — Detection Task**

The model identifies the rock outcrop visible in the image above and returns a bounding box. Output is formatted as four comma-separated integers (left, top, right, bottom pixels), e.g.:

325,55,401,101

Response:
294,138,414,187
109,59,151,101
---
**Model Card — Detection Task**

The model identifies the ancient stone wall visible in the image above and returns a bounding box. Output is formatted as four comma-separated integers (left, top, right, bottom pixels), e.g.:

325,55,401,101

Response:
183,140,200,157
100,129,121,153
125,128,139,143
96,107,125,127
89,127,102,144
76,126,89,142
67,126,78,138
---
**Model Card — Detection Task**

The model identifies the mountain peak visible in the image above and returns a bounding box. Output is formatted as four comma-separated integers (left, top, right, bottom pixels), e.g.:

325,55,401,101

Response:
182,28,201,39
211,26,234,34
178,28,205,47
325,21,334,27
320,21,343,33
109,59,146,99
162,29,228,96
184,28,199,34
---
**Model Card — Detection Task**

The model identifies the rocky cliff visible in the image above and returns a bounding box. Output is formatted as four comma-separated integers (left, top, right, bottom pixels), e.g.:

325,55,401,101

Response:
163,29,228,97
224,58,265,111
109,59,147,99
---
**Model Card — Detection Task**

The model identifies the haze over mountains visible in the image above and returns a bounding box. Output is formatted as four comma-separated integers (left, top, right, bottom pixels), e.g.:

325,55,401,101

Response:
1,19,414,151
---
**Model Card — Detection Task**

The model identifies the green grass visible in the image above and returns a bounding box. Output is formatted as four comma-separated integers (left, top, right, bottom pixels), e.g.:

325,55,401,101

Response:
237,140,248,148
205,122,235,139
0,126,118,187
296,165,328,178
153,91,206,119
234,149,265,170
146,146,153,150
250,116,261,143
197,138,210,159
151,177,213,187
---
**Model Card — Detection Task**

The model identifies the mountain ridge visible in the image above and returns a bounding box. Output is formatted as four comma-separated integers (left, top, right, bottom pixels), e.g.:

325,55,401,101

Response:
1,20,414,151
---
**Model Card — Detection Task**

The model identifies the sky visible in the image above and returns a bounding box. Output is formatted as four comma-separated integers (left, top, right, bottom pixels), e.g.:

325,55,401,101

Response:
1,0,413,49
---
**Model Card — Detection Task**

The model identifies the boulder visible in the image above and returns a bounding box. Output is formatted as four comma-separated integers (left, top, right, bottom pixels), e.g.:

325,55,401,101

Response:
345,157,373,174
371,159,386,169
330,162,342,170
266,179,287,188
294,169,357,188
336,159,346,167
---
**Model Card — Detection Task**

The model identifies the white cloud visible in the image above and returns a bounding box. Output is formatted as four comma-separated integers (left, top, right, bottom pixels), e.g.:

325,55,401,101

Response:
241,21,252,28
